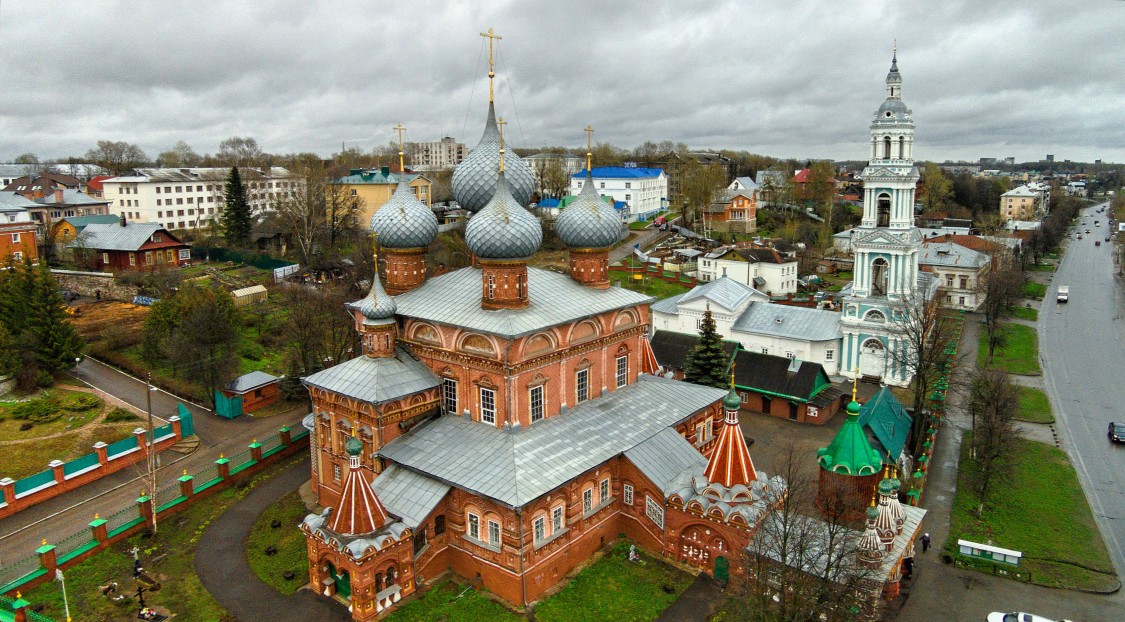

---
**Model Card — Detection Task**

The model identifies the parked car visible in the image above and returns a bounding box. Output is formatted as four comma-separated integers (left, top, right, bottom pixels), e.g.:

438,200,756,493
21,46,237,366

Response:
987,613,1071,622
1096,241,1101,246
1109,422,1125,443
1106,237,1111,242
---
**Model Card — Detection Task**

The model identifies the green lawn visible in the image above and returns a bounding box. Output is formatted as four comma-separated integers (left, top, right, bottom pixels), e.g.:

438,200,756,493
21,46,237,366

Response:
948,438,1118,591
1031,263,1056,272
23,456,304,621
247,491,310,595
978,323,1041,375
386,578,522,622
618,275,693,299
1006,305,1038,322
1016,386,1055,424
535,541,693,622
1022,282,1047,300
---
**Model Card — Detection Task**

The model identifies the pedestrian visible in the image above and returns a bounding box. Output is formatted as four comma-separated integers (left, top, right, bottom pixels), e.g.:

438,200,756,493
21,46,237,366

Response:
903,556,914,579
95,289,101,300
921,533,931,552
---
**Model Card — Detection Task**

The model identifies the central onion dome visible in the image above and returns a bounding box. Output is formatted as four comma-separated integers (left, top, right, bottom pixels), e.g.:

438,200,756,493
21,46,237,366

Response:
452,102,535,213
370,178,438,249
465,170,541,260
557,171,621,249
347,271,396,321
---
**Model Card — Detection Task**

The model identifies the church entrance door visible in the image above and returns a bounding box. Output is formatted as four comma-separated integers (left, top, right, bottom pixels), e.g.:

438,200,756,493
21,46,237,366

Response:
327,562,351,601
860,339,886,381
714,556,730,583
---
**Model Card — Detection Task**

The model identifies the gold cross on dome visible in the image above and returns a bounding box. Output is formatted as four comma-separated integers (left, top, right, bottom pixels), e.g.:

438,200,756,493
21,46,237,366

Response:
480,28,503,101
585,125,594,170
394,123,407,171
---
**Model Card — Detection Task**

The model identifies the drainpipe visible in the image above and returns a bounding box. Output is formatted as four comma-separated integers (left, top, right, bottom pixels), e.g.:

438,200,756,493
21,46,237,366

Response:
516,506,527,606
504,340,516,428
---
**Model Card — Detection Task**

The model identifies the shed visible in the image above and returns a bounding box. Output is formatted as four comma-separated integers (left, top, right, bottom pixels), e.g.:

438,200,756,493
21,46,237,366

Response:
221,371,281,413
231,284,268,307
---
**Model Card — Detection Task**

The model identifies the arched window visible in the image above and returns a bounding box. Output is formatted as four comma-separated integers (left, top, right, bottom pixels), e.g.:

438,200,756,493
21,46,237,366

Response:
898,136,905,159
385,566,397,587
883,136,891,159
864,309,887,323
877,194,891,227
871,258,889,296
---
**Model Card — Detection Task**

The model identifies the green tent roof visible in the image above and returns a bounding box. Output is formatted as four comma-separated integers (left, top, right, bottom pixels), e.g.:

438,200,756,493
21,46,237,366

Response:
817,399,883,476
858,386,912,461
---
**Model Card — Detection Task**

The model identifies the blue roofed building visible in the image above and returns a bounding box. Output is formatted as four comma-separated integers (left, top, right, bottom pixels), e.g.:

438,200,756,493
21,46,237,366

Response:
568,166,667,223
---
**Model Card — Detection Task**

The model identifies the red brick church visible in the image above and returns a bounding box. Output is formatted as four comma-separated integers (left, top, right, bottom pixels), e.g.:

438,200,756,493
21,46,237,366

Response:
298,46,923,621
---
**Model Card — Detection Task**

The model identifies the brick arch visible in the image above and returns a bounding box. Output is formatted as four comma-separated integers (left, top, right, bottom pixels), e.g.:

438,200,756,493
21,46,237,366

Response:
614,309,639,329
567,319,601,344
409,321,443,346
522,330,558,357
458,332,498,357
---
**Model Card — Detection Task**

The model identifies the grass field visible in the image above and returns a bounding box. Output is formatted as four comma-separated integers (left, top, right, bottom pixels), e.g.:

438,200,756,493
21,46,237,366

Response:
948,438,1118,591
1016,386,1054,424
387,578,522,622
247,491,310,595
23,455,306,621
618,274,693,299
1006,305,1039,322
1022,281,1047,300
1031,263,1056,272
978,323,1041,375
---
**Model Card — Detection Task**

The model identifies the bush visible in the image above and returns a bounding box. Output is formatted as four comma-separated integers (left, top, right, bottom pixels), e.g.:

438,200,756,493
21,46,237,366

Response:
63,393,102,412
12,396,62,422
241,341,264,362
36,370,54,388
105,407,140,423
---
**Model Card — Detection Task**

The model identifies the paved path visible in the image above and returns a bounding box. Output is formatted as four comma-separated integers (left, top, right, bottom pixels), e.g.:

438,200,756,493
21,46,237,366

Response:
0,358,305,570
655,574,723,622
194,457,351,622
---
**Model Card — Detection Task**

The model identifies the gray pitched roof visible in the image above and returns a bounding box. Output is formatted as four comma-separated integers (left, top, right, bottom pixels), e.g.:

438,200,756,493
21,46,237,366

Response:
731,302,842,342
624,428,708,496
0,191,39,210
35,189,109,206
393,267,652,339
678,277,764,312
224,371,279,393
378,376,724,507
650,293,686,315
371,464,451,528
918,242,990,269
302,347,440,406
66,222,177,252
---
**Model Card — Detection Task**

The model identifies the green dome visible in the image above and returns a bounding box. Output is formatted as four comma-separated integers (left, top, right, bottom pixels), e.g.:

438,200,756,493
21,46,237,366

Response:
723,386,741,411
846,400,861,416
345,435,363,457
866,505,880,521
817,399,882,476
878,478,896,495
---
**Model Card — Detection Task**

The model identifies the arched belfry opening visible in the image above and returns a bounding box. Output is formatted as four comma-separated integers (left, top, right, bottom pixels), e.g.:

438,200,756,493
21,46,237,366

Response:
877,194,891,227
871,258,889,296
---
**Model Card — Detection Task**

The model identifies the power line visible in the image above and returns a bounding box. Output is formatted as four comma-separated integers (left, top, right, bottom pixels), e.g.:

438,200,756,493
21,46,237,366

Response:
496,43,527,148
461,37,487,142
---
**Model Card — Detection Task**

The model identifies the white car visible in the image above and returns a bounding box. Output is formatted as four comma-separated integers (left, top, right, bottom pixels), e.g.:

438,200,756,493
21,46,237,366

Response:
987,613,1071,622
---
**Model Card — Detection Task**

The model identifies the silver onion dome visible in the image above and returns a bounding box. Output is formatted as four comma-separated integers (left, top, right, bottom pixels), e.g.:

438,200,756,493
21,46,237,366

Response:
451,102,535,213
347,272,396,320
370,179,438,249
465,171,542,260
556,172,620,249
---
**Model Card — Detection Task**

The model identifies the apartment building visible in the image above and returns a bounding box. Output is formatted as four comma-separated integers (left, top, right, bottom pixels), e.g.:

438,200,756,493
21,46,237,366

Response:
411,137,466,170
101,167,298,230
568,166,667,222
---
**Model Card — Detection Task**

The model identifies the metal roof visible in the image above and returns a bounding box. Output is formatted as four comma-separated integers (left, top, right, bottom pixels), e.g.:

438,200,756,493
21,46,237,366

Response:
371,464,451,528
378,375,724,507
650,293,686,315
302,347,440,406
0,191,39,209
58,214,121,229
571,167,665,179
35,189,109,206
393,267,652,339
918,242,990,269
624,428,707,497
679,277,764,312
858,386,912,460
224,371,279,393
66,222,180,252
731,301,842,342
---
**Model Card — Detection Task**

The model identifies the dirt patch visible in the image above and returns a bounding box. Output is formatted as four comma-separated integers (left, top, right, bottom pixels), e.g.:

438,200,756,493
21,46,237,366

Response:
69,301,150,342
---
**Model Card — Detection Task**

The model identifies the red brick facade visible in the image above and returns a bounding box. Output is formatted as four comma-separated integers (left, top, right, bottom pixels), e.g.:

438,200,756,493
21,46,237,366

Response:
382,248,427,295
0,223,38,264
568,248,610,289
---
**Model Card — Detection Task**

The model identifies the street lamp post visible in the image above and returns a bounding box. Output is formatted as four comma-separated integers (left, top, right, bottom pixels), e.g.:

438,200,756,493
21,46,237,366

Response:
146,373,158,533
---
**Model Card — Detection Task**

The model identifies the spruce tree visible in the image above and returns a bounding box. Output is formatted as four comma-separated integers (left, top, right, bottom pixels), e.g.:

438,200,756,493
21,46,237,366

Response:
683,308,730,389
222,166,253,247
27,261,83,374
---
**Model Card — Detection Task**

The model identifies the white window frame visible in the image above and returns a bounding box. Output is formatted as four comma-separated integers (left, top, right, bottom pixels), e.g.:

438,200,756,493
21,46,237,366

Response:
825,349,834,361
12,251,21,261
479,387,496,424
623,484,634,505
600,478,610,503
615,355,627,388
442,378,458,415
583,488,593,514
575,368,589,404
533,517,546,542
10,233,19,243
102,252,109,264
552,506,564,532
333,463,341,481
646,496,664,528
529,384,544,422
467,512,480,540
488,519,501,547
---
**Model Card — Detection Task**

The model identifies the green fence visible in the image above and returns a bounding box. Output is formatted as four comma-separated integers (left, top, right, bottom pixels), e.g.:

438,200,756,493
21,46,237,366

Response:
12,470,54,496
62,453,100,477
178,404,195,436
153,422,174,439
0,593,56,621
106,436,139,458
215,390,242,419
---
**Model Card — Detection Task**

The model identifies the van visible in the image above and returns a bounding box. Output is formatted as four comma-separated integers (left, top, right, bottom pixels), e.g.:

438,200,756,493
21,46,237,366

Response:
653,216,666,227
1057,286,1069,303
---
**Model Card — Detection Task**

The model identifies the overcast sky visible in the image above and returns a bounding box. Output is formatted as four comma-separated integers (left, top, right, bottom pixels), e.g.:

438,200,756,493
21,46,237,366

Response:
1,0,1123,165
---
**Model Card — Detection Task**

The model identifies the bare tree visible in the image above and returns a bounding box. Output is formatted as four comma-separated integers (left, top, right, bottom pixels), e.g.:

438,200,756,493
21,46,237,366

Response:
678,161,727,229
218,136,263,168
532,155,571,200
887,290,964,453
279,283,358,375
742,443,877,622
156,141,202,168
967,368,1019,515
980,267,1024,360
85,140,150,174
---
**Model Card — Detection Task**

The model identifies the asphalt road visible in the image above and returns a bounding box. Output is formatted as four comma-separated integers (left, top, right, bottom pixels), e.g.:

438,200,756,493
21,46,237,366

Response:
1039,200,1125,579
0,358,306,573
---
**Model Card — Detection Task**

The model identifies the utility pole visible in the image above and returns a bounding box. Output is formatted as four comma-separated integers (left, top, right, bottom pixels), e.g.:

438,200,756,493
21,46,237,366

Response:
146,373,158,533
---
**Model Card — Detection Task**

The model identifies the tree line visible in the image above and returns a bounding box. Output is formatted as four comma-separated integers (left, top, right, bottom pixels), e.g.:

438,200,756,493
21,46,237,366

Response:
0,259,83,390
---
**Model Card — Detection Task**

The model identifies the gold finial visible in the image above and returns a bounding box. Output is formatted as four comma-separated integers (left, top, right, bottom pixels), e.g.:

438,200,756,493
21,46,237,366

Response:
183,469,187,476
252,438,257,444
372,231,379,264
729,362,736,389
219,453,224,459
480,28,502,103
497,117,507,173
851,366,859,402
393,123,407,173
350,426,357,438
41,538,47,546
584,125,594,171
94,512,99,520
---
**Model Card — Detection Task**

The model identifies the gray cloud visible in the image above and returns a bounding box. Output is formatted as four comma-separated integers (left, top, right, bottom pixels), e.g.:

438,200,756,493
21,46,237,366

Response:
0,0,1122,163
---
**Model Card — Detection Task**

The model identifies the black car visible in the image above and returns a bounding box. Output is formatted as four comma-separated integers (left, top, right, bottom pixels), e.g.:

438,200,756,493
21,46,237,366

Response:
1109,422,1125,443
